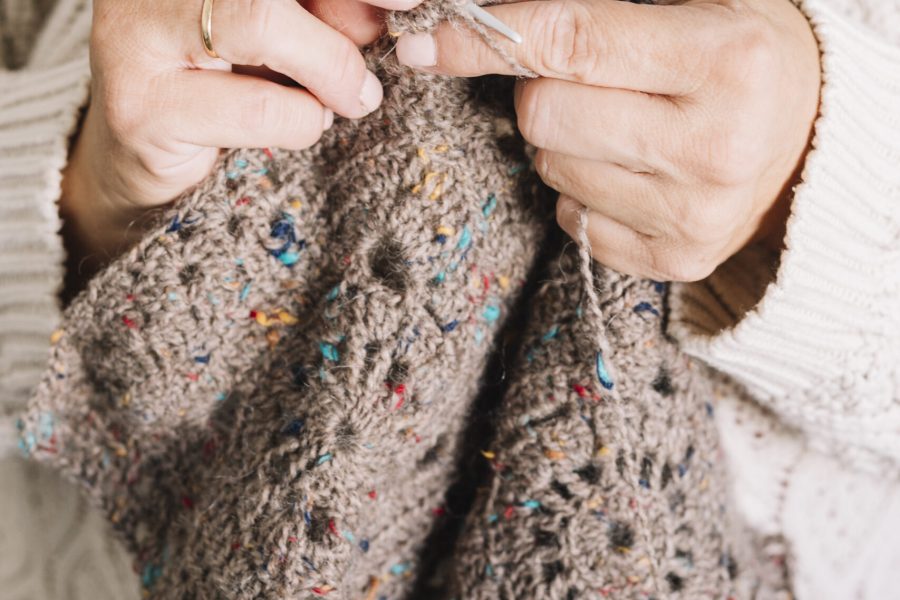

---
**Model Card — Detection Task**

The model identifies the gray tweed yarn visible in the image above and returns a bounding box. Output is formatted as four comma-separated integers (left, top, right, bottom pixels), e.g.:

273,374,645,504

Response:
17,1,787,598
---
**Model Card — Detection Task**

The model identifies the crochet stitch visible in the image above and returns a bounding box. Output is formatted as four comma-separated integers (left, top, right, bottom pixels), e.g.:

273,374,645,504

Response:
18,1,787,598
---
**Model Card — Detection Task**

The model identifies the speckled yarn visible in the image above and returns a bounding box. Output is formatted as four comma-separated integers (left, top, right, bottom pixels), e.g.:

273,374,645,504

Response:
18,2,782,598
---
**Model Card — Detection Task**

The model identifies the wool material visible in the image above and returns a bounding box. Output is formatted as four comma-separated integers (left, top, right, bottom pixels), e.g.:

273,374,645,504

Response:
18,2,785,598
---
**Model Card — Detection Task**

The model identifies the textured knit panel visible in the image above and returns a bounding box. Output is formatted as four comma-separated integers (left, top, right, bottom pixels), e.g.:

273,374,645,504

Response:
10,2,781,599
3,0,900,598
449,243,741,599
13,2,772,600
17,11,553,598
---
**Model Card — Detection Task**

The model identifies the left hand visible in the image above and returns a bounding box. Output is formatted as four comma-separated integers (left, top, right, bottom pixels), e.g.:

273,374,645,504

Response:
59,0,422,292
303,0,423,45
396,0,821,281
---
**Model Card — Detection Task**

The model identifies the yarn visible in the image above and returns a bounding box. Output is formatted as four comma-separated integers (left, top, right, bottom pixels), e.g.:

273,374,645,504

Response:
15,1,790,598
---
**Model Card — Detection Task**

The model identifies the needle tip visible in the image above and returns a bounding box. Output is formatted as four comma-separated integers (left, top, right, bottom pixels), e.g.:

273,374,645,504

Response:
464,1,523,45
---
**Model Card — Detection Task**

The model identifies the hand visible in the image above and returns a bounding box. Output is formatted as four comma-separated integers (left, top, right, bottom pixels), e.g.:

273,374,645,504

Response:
396,0,821,281
61,0,421,270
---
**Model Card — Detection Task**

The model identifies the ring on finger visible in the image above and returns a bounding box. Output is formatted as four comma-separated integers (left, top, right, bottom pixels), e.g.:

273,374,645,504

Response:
201,0,218,58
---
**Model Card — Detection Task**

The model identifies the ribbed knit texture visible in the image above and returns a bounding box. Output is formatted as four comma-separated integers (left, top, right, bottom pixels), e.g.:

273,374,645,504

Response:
670,1,900,595
0,0,91,442
673,0,900,472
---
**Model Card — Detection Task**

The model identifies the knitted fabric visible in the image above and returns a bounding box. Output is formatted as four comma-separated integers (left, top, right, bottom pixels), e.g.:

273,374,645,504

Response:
17,2,781,598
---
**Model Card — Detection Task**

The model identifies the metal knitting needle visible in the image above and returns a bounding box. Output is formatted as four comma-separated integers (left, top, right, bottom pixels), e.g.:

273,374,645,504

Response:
463,1,523,44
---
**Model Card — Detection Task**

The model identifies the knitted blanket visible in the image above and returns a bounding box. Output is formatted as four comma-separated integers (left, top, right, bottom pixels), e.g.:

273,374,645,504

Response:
18,2,780,598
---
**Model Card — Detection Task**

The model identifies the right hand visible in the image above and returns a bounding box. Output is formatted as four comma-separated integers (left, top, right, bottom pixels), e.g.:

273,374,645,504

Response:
62,0,420,263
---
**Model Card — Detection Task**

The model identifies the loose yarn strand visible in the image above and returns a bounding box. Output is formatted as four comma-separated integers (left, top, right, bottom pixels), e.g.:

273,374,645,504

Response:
575,208,619,385
454,2,537,78
456,7,670,572
575,207,664,593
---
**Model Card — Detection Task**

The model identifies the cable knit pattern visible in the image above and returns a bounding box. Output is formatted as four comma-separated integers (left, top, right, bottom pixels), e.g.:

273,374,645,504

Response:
1,0,899,598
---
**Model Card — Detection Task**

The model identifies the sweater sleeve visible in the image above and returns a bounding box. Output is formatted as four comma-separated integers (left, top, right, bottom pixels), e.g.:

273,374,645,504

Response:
669,0,900,472
0,0,91,453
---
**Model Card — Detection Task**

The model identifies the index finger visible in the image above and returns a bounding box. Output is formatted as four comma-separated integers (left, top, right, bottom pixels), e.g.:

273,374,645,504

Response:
198,0,380,118
396,0,720,96
303,0,425,46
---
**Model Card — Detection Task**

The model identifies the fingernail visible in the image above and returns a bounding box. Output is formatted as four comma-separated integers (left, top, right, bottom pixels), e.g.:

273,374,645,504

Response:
323,108,334,131
359,71,383,114
396,33,436,69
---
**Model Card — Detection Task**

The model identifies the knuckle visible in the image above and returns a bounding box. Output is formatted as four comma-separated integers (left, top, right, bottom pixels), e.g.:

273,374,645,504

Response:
555,198,566,225
242,85,287,133
707,130,746,184
737,22,778,81
676,198,737,246
535,150,562,190
89,12,116,53
650,247,717,282
516,80,554,148
713,16,778,90
536,0,598,81
101,77,144,138
89,1,134,51
321,38,365,94
235,0,279,63
555,196,576,231
535,150,553,182
247,0,276,38
291,111,325,149
690,126,760,186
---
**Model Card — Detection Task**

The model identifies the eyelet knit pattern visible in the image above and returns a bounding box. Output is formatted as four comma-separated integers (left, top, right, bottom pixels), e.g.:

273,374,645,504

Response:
16,2,785,598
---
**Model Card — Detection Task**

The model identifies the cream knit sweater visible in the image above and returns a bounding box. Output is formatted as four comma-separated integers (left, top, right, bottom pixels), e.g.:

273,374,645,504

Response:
0,0,898,598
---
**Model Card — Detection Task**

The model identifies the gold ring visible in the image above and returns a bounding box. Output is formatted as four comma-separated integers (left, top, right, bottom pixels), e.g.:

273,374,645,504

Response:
201,0,218,58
